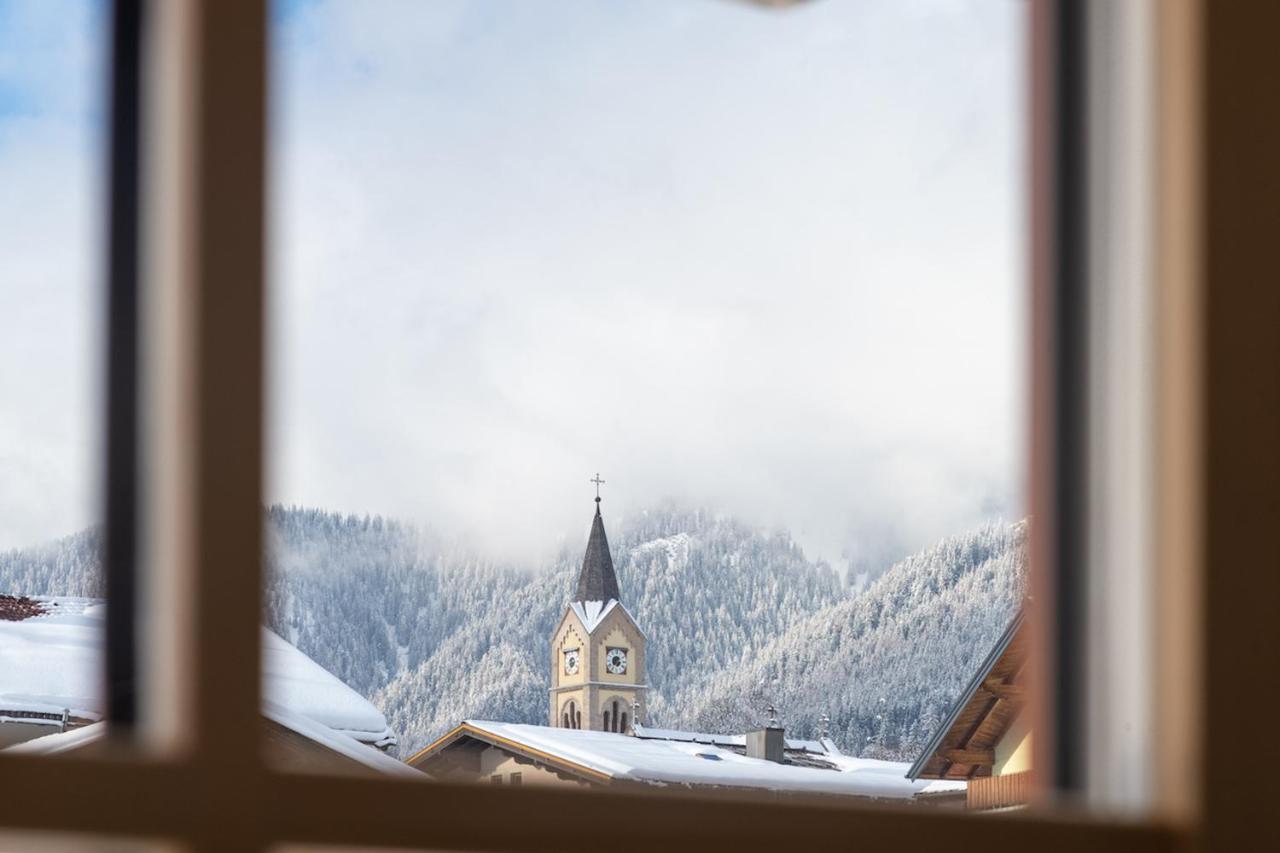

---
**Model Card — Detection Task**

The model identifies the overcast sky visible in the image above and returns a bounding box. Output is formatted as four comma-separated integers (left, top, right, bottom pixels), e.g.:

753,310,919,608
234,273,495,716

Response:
2,0,1025,572
0,0,104,554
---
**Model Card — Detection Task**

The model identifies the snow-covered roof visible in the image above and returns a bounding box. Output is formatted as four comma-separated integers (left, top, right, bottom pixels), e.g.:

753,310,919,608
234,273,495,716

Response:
633,723,828,754
7,710,420,778
810,749,963,793
262,702,419,778
4,721,105,756
262,630,394,746
0,595,395,747
0,597,103,724
434,721,963,799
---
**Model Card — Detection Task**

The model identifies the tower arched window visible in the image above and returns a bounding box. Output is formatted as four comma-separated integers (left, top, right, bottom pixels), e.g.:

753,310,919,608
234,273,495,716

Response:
611,700,620,732
562,700,579,729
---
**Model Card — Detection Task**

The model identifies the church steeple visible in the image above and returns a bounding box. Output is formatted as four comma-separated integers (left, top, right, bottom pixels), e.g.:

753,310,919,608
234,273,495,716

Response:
550,475,646,732
574,489,620,604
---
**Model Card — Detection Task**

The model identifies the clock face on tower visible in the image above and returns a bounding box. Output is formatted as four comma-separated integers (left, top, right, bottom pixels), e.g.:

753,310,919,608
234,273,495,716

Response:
605,647,628,675
563,648,580,675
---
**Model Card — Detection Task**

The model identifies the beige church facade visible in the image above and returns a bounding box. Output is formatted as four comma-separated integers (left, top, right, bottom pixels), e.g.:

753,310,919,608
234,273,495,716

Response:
548,495,646,733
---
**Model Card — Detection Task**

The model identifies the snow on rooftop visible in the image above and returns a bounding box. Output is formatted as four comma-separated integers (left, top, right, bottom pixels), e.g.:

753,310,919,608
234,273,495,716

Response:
460,721,953,799
634,724,745,748
919,778,969,795
262,630,394,746
9,710,420,778
0,596,394,747
633,723,826,754
4,721,106,755
0,597,104,722
569,599,617,633
263,702,419,778
568,599,647,638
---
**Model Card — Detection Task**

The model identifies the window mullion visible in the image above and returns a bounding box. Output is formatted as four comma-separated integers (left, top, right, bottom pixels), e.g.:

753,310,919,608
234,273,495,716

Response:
137,0,268,785
184,0,269,775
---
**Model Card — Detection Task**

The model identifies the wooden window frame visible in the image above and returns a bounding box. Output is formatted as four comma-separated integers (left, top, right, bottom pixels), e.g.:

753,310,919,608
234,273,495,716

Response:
1,0,1275,850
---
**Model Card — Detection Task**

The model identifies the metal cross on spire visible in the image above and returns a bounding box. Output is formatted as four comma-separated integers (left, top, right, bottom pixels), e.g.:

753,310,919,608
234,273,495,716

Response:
590,472,605,503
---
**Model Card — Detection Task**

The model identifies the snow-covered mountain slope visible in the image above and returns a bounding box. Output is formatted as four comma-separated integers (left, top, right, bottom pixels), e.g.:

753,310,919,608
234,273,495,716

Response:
677,522,1027,759
0,506,1024,760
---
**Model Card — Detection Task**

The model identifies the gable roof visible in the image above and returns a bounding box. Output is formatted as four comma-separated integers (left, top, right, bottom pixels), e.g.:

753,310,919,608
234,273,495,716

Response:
907,608,1029,780
6,706,420,778
0,595,395,747
574,504,621,604
260,702,419,777
411,721,964,800
569,598,618,633
566,598,648,640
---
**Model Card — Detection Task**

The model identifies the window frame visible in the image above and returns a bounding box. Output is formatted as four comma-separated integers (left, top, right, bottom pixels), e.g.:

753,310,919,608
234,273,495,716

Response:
0,0,1268,849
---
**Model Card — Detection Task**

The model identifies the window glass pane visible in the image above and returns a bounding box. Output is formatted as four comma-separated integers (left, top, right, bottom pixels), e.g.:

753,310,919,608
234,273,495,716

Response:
0,0,107,753
266,0,1027,805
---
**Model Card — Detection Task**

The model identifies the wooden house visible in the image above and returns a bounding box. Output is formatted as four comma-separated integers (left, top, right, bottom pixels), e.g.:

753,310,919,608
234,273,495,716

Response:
907,609,1031,810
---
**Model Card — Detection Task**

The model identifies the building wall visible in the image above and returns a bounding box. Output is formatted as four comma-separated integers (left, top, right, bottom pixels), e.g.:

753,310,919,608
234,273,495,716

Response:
553,689,586,729
590,609,644,730
479,746,589,788
595,624,640,685
549,604,646,730
262,719,391,777
0,722,58,750
993,712,1032,776
549,610,589,725
597,693,635,732
552,622,586,690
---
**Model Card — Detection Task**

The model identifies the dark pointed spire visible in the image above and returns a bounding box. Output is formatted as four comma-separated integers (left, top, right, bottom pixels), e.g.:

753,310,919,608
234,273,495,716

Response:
574,499,621,604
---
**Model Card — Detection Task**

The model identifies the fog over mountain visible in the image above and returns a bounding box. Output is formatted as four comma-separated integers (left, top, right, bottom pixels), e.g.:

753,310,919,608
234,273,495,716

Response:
0,503,1024,760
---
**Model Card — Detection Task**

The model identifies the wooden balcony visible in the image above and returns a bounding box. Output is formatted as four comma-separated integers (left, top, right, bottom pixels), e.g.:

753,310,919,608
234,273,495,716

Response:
967,771,1032,811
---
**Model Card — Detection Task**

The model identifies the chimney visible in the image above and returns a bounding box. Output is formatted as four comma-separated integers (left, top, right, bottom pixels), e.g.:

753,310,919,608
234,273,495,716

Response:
746,705,785,763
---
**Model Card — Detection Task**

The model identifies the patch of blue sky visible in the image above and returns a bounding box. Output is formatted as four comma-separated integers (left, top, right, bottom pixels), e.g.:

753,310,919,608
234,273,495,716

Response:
0,0,106,123
273,0,326,24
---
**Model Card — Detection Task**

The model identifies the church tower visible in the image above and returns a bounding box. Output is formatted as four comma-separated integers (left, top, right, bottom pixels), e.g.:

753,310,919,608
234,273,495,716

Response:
549,482,646,733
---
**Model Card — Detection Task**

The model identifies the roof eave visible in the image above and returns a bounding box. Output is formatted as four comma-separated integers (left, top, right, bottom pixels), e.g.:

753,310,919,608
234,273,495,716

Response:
406,721,615,785
906,608,1026,780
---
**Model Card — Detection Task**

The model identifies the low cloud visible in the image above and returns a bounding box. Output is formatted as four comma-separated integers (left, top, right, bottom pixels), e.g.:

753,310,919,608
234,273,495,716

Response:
0,0,1025,574
267,0,1026,570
